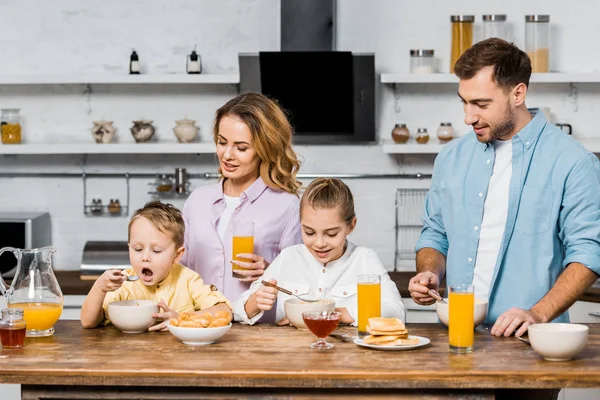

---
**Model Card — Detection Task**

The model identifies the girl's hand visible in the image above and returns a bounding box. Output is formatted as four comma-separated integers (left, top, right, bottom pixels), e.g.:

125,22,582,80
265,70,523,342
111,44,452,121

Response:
231,254,270,283
149,299,179,332
255,279,278,311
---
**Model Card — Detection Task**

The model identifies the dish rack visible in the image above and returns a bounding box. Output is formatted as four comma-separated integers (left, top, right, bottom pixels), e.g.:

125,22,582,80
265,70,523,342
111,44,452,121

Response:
394,188,429,271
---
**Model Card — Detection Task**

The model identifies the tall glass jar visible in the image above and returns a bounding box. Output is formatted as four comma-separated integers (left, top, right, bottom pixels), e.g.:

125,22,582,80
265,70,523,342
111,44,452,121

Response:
482,15,508,41
450,15,474,73
1,108,22,144
525,15,550,73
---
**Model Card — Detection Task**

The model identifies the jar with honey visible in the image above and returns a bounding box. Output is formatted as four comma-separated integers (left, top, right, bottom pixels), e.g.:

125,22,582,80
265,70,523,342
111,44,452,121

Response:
450,15,474,73
0,308,26,348
1,108,22,144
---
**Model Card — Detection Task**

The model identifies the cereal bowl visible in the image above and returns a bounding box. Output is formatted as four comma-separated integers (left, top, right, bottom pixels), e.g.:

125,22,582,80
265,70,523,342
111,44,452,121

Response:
167,322,232,346
436,299,488,328
528,323,588,361
107,300,159,333
284,298,335,330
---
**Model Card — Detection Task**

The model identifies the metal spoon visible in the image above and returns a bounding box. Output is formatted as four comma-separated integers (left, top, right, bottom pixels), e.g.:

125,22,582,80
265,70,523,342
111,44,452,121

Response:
428,289,447,304
260,280,320,303
126,275,139,282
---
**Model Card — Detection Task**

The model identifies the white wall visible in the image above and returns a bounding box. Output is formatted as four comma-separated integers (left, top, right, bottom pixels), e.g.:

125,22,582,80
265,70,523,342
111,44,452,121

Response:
1,0,599,272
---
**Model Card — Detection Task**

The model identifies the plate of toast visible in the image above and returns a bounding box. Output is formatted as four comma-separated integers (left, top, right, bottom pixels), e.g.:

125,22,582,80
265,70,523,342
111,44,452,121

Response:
354,317,430,351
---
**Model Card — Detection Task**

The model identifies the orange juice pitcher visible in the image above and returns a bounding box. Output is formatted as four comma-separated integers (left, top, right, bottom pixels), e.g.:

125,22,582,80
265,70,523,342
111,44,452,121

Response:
357,274,381,338
0,246,63,337
448,284,474,353
232,221,254,279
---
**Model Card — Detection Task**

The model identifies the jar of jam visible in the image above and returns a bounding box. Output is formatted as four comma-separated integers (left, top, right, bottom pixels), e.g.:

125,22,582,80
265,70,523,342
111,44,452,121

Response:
1,108,22,144
0,308,26,349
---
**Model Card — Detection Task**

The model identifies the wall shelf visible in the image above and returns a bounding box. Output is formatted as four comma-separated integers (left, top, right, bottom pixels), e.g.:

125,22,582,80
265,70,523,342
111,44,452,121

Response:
0,74,240,85
383,139,600,154
381,72,600,84
0,143,216,155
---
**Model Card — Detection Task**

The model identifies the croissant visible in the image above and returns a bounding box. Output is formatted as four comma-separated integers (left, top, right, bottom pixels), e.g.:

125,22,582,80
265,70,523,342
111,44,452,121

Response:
214,311,232,322
208,317,230,327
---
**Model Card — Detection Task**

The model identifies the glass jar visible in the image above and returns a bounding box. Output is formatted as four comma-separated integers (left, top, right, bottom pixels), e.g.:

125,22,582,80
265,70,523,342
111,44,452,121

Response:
437,122,455,143
410,50,436,74
415,128,430,144
1,108,22,144
525,15,550,73
0,308,27,348
450,15,474,72
391,124,410,144
155,174,173,193
482,15,508,41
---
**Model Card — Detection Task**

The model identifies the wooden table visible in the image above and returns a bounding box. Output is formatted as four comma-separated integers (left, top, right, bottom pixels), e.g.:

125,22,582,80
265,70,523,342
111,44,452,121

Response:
0,321,599,399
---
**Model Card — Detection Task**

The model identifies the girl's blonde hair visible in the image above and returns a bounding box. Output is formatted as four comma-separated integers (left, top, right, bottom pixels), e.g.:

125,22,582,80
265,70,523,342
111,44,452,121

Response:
128,201,184,248
300,178,356,225
213,92,301,195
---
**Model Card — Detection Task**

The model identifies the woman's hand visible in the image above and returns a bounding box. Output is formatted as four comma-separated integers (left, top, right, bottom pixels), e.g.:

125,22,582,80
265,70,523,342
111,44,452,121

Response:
231,254,270,283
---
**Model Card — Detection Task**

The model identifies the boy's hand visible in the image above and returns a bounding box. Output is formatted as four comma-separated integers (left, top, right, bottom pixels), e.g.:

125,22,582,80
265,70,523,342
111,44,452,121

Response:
95,269,126,293
255,279,278,311
149,299,179,332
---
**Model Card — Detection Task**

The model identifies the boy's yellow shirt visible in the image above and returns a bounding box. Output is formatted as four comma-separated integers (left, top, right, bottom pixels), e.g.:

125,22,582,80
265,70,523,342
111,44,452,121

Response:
102,263,231,325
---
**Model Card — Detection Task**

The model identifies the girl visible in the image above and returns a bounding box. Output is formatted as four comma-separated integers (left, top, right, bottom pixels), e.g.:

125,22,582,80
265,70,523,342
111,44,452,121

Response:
181,92,303,315
233,178,405,325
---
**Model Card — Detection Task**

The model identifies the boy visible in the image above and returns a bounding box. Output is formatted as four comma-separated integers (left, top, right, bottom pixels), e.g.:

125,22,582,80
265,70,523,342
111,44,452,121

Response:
81,201,232,330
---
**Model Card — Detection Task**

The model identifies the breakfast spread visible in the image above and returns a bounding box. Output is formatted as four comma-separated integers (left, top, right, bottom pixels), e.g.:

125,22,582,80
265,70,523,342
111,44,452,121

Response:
363,317,419,346
170,311,232,328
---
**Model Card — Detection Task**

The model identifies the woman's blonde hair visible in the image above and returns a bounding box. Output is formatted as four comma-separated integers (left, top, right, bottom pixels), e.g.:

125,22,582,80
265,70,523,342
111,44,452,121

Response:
300,178,356,225
213,92,301,195
128,201,185,248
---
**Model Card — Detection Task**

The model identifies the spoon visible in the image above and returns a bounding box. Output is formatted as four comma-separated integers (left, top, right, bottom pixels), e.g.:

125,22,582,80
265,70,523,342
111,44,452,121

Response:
126,275,140,282
260,280,320,303
516,335,531,345
428,289,447,304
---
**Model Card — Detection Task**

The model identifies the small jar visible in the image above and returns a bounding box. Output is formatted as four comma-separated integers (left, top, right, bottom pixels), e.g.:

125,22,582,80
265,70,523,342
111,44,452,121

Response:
437,122,455,143
525,15,550,73
482,15,508,41
410,50,436,74
415,128,430,144
1,108,22,144
0,308,27,349
156,174,173,192
391,124,410,144
450,15,475,72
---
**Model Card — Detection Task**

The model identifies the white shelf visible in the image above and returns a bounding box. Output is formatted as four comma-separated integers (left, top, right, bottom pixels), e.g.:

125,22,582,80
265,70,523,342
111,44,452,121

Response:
0,143,216,155
0,74,239,85
383,139,600,154
381,73,600,84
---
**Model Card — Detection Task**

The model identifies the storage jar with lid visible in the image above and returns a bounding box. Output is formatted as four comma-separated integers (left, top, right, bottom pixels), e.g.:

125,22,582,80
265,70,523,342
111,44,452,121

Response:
437,122,455,143
525,15,550,73
1,108,22,144
482,15,508,41
391,124,410,144
415,128,430,144
410,50,436,74
0,308,26,349
450,15,474,72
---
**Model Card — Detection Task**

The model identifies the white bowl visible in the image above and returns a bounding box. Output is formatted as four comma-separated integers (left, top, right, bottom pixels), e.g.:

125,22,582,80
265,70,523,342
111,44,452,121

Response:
107,300,159,333
436,299,488,328
167,322,232,346
528,323,589,361
283,299,335,330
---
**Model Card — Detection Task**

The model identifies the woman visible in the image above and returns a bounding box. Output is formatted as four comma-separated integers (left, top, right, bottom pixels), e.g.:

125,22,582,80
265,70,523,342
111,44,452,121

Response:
181,92,302,313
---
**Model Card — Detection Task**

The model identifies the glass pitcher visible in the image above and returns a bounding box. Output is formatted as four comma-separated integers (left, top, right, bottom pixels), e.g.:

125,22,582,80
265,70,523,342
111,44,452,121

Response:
0,246,63,337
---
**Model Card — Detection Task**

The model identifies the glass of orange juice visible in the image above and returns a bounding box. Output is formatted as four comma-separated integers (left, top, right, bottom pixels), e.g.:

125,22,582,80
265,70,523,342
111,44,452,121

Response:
449,284,474,354
357,274,381,338
232,221,254,279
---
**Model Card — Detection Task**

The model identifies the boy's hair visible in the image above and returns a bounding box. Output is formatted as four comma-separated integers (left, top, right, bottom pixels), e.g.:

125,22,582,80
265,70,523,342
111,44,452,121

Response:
128,201,185,248
300,178,355,225
454,37,532,91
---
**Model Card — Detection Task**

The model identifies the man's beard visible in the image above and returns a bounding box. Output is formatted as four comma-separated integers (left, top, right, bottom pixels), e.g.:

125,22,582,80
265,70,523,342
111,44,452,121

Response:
477,106,516,143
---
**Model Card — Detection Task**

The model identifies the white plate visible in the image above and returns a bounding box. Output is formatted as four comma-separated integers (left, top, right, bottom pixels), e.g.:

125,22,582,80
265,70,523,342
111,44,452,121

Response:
354,335,430,351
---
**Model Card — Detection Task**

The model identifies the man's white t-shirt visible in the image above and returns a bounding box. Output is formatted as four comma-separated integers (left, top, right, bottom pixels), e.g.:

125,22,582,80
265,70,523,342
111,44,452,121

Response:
473,139,513,300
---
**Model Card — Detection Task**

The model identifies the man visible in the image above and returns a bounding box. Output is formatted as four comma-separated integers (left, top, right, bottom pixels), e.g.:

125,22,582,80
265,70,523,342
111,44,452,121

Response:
409,38,600,340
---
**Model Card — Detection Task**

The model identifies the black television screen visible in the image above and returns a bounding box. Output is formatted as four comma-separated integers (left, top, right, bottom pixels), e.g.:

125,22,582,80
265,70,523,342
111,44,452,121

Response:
239,52,375,143
259,52,354,136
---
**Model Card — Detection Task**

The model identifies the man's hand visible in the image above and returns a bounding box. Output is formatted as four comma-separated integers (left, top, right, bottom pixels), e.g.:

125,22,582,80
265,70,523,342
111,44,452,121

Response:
490,307,543,337
408,271,441,305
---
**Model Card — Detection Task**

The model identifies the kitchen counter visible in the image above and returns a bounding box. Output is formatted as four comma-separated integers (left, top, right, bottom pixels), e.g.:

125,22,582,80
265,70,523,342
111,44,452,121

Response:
51,270,600,303
0,321,599,399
